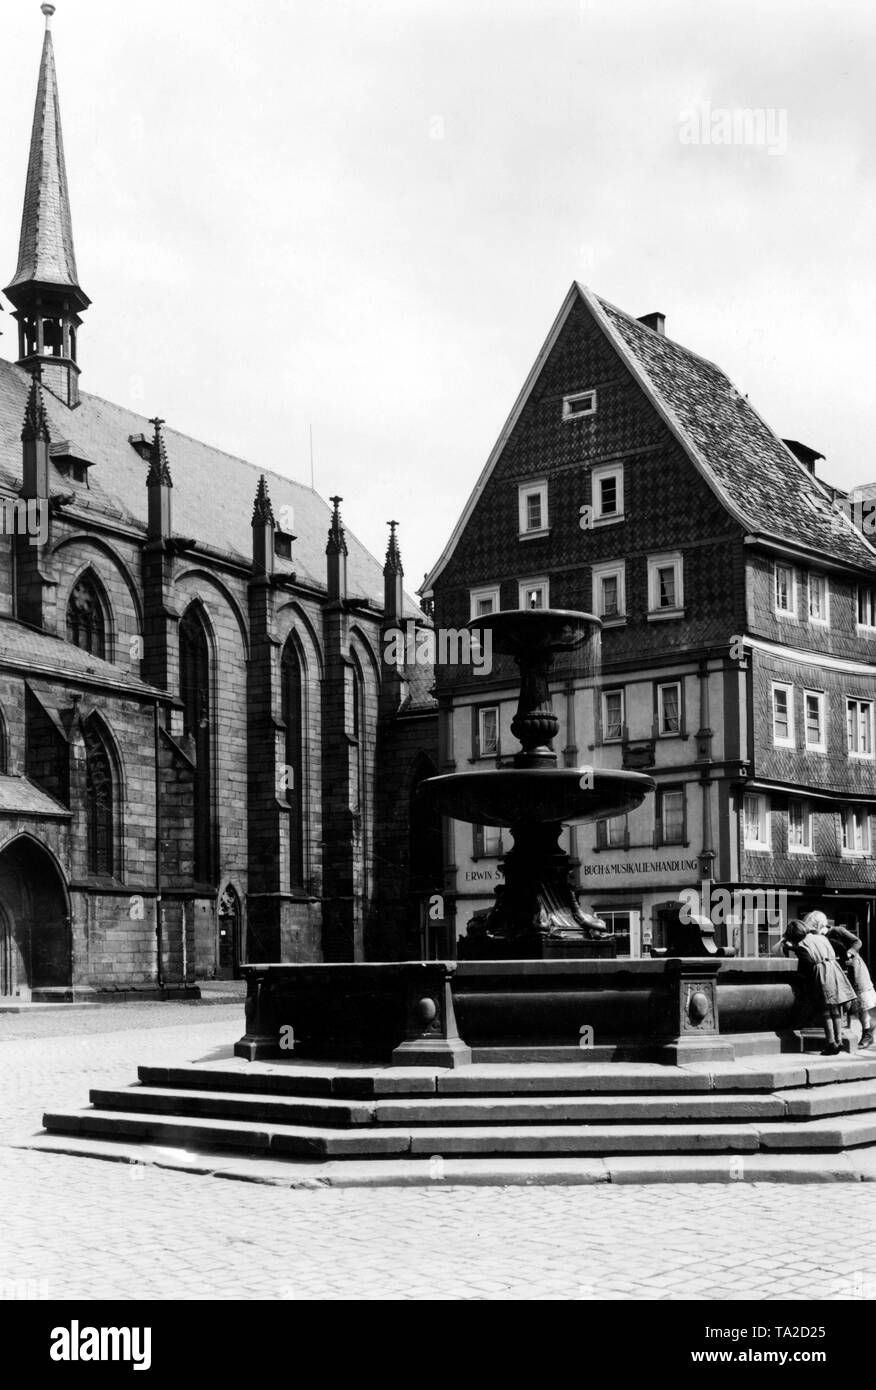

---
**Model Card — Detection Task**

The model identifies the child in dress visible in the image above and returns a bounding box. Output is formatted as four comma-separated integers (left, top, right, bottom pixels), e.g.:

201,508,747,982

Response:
803,911,876,1050
784,919,857,1055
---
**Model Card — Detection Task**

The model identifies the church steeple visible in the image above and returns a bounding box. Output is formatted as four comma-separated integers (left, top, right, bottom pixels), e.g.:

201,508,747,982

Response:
5,5,89,409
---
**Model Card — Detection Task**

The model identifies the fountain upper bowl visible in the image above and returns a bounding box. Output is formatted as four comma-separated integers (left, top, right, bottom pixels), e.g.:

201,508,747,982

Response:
420,767,655,828
466,607,601,657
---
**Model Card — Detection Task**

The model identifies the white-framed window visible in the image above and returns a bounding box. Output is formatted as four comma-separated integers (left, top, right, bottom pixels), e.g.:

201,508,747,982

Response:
591,560,625,622
803,689,826,752
657,680,682,735
774,563,796,616
742,792,770,850
602,688,624,742
658,788,685,845
857,586,876,630
518,481,548,537
562,390,597,421
591,463,624,524
842,806,872,856
597,815,628,850
788,799,813,853
771,682,795,747
473,824,503,857
518,577,549,611
647,552,683,617
847,698,874,757
808,573,829,625
476,706,499,758
469,585,500,620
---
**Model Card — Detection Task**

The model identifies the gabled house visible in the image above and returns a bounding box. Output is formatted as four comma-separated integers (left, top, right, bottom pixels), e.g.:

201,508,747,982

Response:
423,283,876,959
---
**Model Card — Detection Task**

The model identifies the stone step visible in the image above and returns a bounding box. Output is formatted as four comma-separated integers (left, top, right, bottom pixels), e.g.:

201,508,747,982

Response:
774,1079,876,1120
136,1056,876,1099
757,1112,876,1151
94,1084,794,1126
42,1109,411,1158
91,1087,378,1128
24,1132,876,1185
47,1103,876,1157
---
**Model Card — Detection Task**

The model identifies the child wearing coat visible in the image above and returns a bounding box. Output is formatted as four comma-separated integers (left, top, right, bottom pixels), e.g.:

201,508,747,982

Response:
803,911,876,1050
784,919,856,1055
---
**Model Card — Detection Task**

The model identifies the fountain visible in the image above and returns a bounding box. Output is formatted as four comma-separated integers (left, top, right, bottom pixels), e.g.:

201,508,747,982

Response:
227,606,813,1069
421,608,654,958
46,615,875,1176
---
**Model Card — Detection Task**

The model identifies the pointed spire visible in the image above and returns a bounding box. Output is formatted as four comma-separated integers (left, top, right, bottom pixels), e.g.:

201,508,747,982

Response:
384,520,403,576
7,5,85,302
146,416,173,487
21,365,50,443
252,474,276,526
326,495,348,556
382,520,404,623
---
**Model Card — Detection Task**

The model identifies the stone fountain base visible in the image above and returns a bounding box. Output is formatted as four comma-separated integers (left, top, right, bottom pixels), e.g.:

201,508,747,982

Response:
36,957,876,1185
231,957,812,1067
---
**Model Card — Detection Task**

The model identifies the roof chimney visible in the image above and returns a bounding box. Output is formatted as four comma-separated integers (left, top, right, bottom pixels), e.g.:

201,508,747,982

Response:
637,311,666,336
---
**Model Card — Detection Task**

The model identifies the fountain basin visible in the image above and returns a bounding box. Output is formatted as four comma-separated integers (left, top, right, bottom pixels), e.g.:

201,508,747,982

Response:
423,767,655,828
234,958,811,1066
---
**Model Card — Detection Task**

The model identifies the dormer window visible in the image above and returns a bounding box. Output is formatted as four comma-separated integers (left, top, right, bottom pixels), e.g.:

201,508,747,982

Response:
274,533,293,560
50,441,93,485
562,390,597,420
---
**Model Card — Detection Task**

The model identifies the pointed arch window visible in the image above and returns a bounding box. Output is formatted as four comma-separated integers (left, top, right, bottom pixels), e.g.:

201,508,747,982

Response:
350,664,364,815
67,573,107,659
0,705,7,774
84,719,114,876
180,605,214,883
281,639,305,890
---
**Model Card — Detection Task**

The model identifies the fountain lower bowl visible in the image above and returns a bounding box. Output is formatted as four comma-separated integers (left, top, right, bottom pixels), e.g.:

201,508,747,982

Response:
422,767,655,828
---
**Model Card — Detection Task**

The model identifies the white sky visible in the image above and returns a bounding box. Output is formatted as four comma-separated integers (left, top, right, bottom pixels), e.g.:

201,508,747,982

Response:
0,0,873,590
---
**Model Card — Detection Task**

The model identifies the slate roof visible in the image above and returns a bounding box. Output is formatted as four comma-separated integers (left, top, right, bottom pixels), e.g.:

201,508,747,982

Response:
399,661,437,712
593,291,876,570
424,283,876,589
6,22,82,296
0,615,165,698
0,773,70,817
0,359,420,616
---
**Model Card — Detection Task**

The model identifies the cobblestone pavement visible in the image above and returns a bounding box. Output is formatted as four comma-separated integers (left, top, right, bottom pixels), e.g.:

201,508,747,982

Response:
2,1002,876,1301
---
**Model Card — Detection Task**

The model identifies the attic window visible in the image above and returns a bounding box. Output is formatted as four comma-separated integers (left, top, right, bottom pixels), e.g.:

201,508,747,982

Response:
562,390,597,421
274,534,293,560
50,442,93,485
128,434,153,462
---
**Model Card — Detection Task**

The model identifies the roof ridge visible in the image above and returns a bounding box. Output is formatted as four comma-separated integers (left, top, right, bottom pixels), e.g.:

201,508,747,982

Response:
72,380,325,500
592,289,732,378
592,289,876,562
